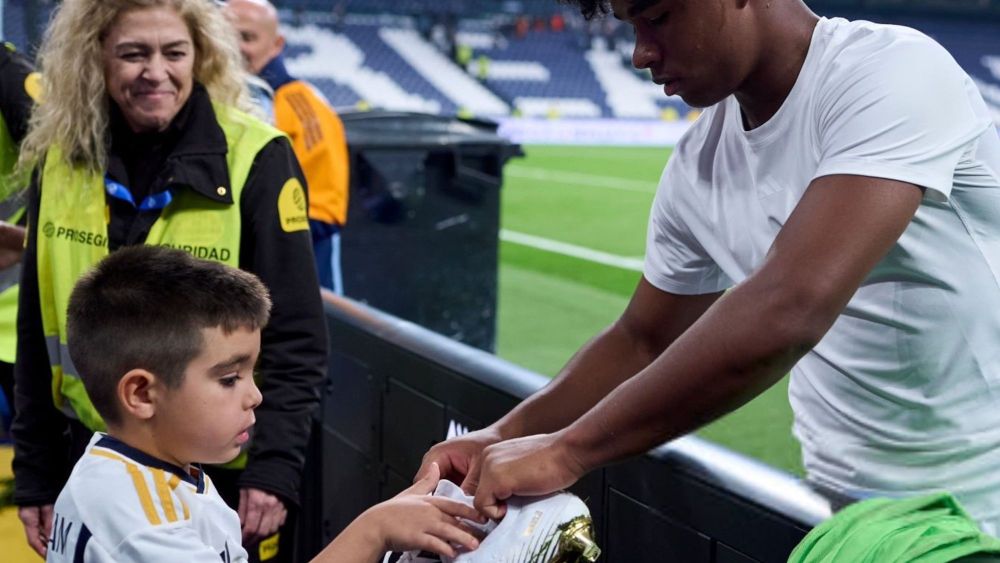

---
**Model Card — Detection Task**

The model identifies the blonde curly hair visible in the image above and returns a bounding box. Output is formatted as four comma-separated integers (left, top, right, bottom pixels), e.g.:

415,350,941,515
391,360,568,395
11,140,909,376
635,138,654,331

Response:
17,0,252,175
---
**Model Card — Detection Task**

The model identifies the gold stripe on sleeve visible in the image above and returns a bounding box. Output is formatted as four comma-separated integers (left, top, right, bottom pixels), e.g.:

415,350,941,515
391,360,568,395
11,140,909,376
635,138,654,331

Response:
90,449,162,525
152,469,178,523
167,474,191,520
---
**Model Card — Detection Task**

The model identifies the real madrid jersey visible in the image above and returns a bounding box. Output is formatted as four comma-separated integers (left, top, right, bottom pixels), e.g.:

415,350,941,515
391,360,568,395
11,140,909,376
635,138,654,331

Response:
46,433,247,562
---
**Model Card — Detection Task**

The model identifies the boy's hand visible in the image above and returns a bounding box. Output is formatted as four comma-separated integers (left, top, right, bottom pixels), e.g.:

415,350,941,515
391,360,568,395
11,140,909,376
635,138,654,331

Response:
239,488,287,544
18,504,54,557
374,463,486,558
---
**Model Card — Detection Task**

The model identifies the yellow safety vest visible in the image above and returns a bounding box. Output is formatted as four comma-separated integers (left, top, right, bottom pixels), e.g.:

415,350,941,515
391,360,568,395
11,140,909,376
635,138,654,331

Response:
0,111,25,364
0,57,43,364
36,103,280,431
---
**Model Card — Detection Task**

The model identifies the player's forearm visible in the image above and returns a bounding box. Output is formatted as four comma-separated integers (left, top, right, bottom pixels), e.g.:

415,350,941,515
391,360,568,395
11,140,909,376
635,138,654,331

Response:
495,320,663,440
560,283,825,472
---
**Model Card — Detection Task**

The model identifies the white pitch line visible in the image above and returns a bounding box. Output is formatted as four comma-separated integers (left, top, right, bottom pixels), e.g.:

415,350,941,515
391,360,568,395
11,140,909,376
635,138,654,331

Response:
504,166,658,194
500,229,644,272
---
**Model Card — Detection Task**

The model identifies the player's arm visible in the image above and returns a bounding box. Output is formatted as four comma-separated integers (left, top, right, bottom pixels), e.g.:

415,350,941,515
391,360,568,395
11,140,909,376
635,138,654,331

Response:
563,174,923,464
498,280,722,439
472,174,923,513
418,279,722,485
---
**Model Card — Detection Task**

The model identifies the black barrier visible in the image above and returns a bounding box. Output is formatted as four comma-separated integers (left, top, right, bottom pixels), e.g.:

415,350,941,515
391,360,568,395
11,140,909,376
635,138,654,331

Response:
299,292,836,562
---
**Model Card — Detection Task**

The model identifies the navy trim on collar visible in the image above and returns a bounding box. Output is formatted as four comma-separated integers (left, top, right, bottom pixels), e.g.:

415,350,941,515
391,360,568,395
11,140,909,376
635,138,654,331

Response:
260,54,295,91
95,434,205,492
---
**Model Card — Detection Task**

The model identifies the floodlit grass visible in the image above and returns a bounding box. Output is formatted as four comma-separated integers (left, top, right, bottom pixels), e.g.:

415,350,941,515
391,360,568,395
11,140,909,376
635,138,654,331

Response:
501,146,663,255
495,145,803,475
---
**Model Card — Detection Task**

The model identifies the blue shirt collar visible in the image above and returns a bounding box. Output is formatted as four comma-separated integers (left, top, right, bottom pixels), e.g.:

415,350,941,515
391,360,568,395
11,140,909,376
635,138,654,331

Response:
260,54,295,91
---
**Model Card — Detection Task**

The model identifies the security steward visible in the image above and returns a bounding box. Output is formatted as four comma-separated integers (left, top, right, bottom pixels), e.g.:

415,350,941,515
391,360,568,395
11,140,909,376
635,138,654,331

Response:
0,42,39,421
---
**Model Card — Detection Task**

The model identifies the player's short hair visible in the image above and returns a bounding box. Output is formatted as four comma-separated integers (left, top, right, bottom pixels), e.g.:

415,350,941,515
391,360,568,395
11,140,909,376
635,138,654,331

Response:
67,246,271,426
561,0,611,20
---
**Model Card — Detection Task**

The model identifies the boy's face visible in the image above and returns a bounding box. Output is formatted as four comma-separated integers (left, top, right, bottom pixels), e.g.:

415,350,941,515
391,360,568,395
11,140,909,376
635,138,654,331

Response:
152,326,263,467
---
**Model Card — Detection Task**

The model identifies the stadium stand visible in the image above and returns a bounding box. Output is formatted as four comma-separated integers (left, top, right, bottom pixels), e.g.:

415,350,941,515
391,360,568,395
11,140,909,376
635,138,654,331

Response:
587,45,667,119
2,1,997,124
379,26,510,116
284,21,443,113
473,28,614,118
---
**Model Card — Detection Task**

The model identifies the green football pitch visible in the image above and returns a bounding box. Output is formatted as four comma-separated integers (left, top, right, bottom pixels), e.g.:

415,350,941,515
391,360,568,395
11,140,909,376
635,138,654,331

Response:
494,144,803,475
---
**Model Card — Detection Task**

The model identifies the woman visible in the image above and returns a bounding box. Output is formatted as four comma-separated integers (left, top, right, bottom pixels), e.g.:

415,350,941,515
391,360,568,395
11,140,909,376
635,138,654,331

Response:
11,1,327,560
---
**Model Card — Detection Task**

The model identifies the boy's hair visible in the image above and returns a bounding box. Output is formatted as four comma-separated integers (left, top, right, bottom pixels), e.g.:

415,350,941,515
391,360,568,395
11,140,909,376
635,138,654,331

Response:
67,246,272,426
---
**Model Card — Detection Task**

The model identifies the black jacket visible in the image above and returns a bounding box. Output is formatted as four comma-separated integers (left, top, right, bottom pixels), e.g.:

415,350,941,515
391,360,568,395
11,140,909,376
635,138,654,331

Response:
0,42,35,144
11,85,328,508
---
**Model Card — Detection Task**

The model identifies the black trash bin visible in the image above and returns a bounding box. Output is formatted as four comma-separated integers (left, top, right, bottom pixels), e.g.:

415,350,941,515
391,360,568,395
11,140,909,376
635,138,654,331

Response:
339,111,522,352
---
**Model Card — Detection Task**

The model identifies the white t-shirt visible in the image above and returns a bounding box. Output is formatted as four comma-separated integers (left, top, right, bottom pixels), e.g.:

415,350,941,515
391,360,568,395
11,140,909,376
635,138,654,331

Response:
47,433,248,562
644,17,1000,531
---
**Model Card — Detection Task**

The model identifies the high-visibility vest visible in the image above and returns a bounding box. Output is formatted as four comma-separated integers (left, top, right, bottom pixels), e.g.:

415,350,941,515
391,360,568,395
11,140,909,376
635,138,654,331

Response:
0,201,23,365
0,49,43,365
273,80,349,226
36,103,281,431
0,111,23,364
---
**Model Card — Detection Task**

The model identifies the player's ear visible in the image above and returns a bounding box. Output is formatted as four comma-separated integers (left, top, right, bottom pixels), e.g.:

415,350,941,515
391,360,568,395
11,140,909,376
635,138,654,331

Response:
118,369,159,420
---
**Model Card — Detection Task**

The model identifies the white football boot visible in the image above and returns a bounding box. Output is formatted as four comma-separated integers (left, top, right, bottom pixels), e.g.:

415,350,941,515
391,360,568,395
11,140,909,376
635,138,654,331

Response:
385,481,600,563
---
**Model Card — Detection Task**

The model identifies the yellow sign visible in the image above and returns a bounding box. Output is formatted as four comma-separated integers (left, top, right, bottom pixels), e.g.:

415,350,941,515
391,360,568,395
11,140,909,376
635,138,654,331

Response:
24,72,43,103
277,178,309,233
259,532,280,560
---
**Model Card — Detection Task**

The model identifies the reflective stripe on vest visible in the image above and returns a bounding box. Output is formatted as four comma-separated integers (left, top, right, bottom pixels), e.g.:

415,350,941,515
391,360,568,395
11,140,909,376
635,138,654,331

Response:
37,102,282,430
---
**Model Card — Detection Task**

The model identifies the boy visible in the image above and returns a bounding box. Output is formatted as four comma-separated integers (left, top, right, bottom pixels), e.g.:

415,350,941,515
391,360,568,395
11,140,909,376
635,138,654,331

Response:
47,246,482,562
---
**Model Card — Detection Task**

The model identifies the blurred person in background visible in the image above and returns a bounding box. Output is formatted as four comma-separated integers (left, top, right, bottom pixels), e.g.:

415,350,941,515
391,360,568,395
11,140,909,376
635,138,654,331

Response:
0,41,41,427
225,0,351,294
420,0,1000,536
10,0,327,560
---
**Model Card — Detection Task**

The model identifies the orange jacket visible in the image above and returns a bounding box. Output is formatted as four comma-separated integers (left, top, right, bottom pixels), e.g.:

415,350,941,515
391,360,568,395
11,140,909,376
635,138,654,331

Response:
274,80,349,225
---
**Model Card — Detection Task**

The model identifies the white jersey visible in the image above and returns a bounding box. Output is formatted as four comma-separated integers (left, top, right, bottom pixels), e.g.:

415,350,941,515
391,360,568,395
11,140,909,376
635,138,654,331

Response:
46,433,248,563
644,17,1000,530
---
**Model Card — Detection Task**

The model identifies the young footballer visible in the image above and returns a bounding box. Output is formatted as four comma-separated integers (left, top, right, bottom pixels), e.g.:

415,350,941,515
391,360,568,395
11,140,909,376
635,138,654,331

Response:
421,0,1000,536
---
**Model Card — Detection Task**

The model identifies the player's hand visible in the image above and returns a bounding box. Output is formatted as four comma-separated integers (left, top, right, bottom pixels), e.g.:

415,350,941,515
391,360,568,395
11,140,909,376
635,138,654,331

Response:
238,488,287,544
416,426,504,494
374,462,486,558
18,504,54,557
473,432,587,520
